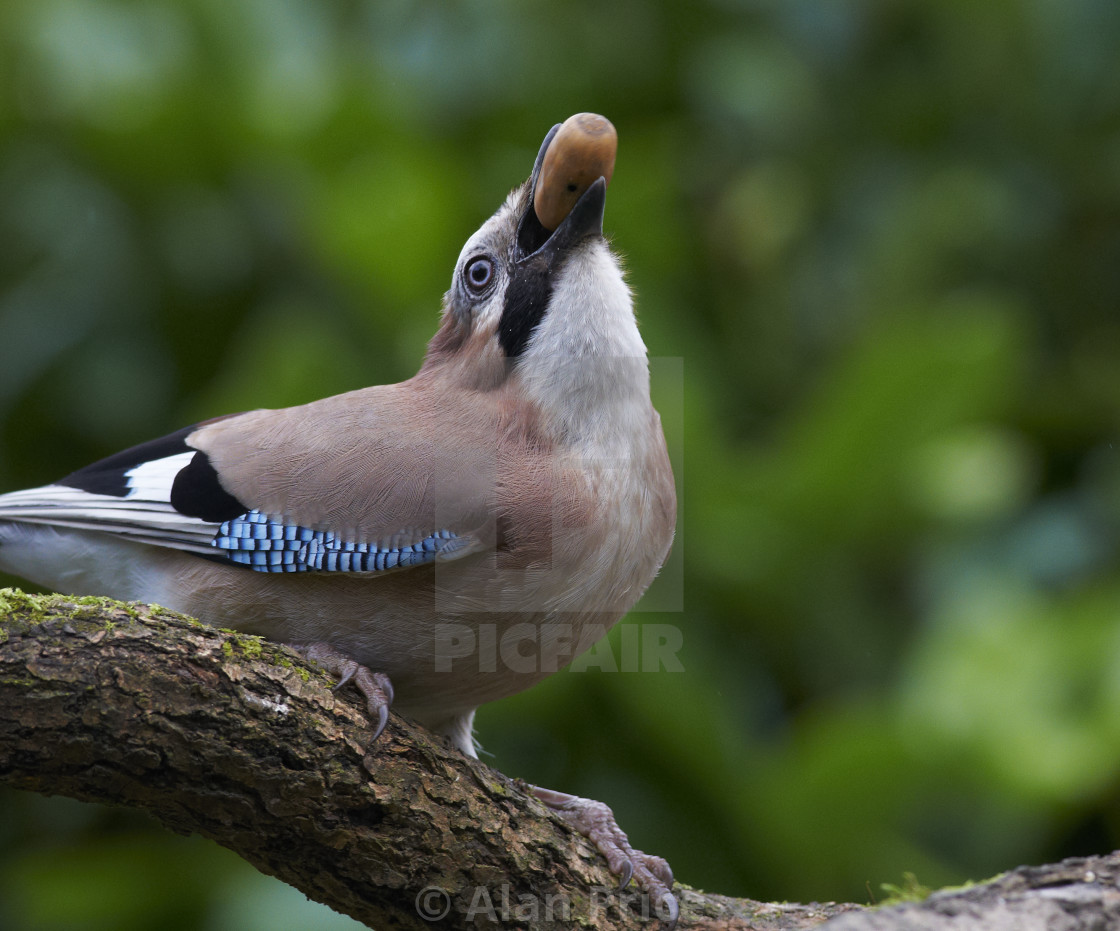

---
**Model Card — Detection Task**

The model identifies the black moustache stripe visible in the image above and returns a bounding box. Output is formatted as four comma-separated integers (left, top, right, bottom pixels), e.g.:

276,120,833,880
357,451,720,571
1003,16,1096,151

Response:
498,254,557,358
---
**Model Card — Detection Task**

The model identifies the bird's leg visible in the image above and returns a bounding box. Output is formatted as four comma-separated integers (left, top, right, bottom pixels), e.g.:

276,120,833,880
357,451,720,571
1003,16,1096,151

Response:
287,642,395,740
532,786,678,927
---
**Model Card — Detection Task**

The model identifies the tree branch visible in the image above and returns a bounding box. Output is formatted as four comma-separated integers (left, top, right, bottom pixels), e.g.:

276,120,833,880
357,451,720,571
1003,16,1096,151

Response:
1,588,1117,930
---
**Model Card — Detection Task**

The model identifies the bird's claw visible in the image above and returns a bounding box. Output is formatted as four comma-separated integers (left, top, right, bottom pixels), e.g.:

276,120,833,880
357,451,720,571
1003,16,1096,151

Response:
288,642,394,741
372,700,390,742
532,786,678,928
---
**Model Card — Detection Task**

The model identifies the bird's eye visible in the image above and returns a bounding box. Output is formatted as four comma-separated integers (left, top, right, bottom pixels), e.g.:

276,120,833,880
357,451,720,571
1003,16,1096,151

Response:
464,256,494,293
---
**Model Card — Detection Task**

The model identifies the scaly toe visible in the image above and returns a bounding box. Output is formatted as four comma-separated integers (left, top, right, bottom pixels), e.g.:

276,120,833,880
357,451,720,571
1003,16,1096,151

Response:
288,642,395,743
531,786,678,927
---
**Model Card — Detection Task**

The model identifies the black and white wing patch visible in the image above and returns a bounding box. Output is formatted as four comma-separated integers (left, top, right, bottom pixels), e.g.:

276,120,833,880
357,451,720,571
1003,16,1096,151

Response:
0,424,474,574
0,426,227,555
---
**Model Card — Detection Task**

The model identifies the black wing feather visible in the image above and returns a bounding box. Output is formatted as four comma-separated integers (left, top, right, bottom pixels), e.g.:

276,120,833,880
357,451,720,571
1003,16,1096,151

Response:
170,451,246,522
57,425,199,498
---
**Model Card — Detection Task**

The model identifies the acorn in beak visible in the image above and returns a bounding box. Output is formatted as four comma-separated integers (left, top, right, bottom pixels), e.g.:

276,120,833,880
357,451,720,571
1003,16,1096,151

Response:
514,113,617,262
499,114,619,358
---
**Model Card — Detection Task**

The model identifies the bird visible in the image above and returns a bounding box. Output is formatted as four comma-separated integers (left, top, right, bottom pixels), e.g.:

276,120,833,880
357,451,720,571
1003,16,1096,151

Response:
0,114,678,921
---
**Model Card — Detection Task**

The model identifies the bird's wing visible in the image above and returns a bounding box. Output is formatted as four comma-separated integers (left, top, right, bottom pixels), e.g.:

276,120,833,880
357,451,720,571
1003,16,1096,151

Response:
0,424,225,557
0,381,532,575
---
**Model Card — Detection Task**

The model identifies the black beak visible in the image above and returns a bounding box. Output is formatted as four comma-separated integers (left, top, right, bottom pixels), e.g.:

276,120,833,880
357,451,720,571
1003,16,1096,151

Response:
514,125,606,264
497,125,609,359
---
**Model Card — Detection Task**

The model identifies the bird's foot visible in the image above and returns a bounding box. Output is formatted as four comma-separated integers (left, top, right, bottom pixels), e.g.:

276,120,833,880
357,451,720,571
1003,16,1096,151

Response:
287,641,395,740
532,786,678,928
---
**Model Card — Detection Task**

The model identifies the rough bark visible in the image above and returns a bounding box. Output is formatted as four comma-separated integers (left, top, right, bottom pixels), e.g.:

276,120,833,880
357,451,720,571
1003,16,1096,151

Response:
820,852,1120,931
0,588,1116,930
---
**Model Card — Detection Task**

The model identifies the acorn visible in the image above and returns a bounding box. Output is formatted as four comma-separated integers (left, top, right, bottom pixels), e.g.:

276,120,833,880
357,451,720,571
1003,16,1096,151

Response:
533,113,617,231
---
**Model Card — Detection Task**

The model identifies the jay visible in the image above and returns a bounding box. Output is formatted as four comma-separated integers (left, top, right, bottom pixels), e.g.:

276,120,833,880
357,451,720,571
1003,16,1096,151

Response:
0,114,678,921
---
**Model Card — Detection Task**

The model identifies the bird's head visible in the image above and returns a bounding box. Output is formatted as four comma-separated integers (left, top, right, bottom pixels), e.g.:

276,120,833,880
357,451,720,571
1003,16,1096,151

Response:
426,115,650,419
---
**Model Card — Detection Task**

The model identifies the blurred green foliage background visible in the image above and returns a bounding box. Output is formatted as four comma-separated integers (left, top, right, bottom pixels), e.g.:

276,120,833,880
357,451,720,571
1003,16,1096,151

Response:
2,0,1120,927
